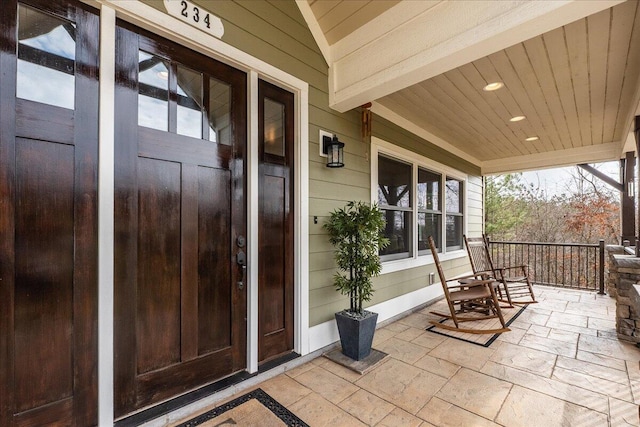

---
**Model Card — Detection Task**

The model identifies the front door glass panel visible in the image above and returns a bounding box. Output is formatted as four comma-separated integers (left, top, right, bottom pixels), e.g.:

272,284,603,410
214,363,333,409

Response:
138,50,169,131
17,4,76,109
209,78,231,144
176,65,203,139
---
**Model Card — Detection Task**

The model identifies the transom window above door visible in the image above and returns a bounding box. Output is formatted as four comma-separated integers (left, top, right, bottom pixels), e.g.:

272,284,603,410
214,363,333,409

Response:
137,50,231,144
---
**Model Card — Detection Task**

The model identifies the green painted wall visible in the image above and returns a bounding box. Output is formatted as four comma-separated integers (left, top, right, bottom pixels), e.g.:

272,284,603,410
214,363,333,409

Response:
140,0,483,327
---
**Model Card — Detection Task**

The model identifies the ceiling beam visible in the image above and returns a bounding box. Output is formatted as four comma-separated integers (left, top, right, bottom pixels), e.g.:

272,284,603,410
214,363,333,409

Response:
577,164,623,192
482,142,621,175
329,0,625,113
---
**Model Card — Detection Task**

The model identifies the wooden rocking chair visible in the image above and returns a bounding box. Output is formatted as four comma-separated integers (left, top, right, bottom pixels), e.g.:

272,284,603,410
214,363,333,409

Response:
428,236,509,334
464,234,536,307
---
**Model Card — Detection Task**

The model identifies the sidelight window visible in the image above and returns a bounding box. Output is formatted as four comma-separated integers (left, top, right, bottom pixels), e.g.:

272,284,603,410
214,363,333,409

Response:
263,98,286,157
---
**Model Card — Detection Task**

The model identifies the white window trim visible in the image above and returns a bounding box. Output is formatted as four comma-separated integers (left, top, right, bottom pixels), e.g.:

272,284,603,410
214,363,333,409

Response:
371,137,468,275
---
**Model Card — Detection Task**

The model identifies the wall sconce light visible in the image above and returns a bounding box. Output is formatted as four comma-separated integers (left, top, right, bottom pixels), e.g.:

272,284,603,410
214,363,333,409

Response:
322,134,344,168
628,181,635,198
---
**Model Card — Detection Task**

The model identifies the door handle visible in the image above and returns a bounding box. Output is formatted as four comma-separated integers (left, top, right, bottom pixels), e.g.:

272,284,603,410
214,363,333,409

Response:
238,265,247,290
237,250,246,290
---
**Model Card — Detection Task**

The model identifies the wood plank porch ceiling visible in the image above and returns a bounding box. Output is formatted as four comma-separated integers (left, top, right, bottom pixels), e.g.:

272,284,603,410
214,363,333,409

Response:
303,0,640,174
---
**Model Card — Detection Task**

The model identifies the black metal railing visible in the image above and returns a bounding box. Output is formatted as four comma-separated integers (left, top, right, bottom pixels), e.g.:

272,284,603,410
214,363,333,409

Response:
486,239,605,294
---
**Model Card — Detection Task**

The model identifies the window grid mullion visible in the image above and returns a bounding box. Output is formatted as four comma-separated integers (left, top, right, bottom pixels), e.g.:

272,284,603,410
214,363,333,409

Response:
379,205,413,212
412,163,418,260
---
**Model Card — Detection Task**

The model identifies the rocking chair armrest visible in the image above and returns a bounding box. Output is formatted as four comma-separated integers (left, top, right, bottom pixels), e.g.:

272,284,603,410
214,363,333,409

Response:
450,272,488,281
446,278,495,289
496,265,529,278
473,269,494,277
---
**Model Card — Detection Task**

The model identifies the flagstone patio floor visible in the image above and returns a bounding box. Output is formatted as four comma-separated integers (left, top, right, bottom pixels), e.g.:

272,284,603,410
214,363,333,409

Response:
160,286,640,426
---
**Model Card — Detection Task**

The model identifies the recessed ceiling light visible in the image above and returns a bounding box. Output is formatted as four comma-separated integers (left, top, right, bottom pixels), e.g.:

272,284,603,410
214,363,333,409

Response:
483,82,504,91
510,115,526,122
525,136,539,141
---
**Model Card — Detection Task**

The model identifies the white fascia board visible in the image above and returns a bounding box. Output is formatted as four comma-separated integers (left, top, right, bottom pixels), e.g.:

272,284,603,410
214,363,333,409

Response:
370,101,481,168
295,0,331,65
329,0,625,112
481,142,622,175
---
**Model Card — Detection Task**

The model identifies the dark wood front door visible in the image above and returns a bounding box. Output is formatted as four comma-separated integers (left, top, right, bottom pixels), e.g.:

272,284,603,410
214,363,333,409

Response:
0,1,99,426
114,23,247,417
258,80,295,363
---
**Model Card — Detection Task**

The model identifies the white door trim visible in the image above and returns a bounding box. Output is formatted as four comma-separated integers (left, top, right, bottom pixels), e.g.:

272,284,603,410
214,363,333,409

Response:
97,4,116,426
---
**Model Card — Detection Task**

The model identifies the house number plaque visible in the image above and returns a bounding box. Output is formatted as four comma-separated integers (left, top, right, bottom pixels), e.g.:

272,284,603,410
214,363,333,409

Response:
163,0,224,38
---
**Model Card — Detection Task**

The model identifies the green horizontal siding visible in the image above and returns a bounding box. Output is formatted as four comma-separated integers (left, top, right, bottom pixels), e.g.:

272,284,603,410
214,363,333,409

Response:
467,176,484,238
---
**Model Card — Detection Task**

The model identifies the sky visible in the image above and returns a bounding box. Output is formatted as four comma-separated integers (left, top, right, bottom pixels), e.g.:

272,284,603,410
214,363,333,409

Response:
518,161,620,197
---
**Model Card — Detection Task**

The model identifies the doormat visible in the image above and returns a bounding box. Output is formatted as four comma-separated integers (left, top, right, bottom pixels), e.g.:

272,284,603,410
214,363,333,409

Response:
323,348,388,375
426,302,527,347
176,388,308,427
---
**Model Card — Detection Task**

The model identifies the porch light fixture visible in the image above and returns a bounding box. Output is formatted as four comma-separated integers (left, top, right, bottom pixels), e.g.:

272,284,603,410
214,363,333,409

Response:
525,136,539,141
483,82,503,91
323,134,345,168
510,115,526,122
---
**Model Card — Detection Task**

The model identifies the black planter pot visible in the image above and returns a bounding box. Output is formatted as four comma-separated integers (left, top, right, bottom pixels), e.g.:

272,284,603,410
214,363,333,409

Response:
334,310,378,361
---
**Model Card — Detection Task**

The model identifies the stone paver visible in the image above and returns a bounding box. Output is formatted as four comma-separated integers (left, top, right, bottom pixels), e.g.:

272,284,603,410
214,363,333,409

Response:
495,385,608,427
376,407,423,427
435,368,512,420
519,332,577,357
376,337,430,364
413,354,460,379
288,393,367,427
337,389,394,425
417,397,501,427
354,358,447,414
555,355,630,384
428,338,495,371
294,366,359,404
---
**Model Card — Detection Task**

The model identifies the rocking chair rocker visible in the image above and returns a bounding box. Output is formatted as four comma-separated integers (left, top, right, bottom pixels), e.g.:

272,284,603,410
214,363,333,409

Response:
428,236,509,335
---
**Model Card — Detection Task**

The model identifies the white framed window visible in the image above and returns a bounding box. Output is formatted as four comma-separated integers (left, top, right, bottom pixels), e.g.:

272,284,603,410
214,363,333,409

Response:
378,155,413,261
445,177,464,250
371,137,467,273
418,167,442,255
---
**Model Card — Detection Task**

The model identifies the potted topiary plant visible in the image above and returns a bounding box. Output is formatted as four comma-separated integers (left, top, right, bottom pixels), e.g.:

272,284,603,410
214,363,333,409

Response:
324,201,389,360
